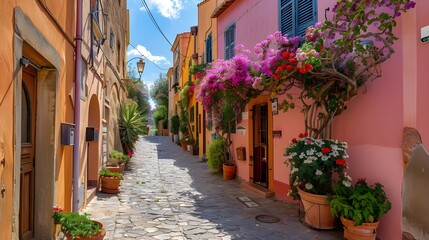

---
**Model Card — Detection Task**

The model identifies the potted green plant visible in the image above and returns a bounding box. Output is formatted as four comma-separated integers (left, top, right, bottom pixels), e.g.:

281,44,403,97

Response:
185,135,194,152
52,206,106,239
98,168,123,194
207,138,227,173
170,114,180,143
284,133,352,229
330,179,392,240
106,150,129,173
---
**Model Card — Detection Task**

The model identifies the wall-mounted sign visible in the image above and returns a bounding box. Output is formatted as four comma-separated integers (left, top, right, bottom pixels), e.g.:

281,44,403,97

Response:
272,98,278,115
237,125,246,135
421,26,429,43
242,112,249,120
273,130,282,138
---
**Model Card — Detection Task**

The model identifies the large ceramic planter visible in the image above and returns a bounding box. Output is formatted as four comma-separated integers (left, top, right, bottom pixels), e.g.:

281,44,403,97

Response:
65,220,106,240
341,217,379,240
99,176,121,194
222,164,236,180
297,188,336,229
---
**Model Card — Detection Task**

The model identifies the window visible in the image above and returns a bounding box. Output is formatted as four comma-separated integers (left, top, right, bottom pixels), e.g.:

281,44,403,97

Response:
224,24,235,60
279,0,317,37
205,33,212,63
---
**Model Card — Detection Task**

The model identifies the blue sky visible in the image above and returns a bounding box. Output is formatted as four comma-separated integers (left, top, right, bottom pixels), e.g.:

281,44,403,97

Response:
127,0,198,99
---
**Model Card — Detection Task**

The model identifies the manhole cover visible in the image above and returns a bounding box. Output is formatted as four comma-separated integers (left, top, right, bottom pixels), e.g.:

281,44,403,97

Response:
255,215,280,223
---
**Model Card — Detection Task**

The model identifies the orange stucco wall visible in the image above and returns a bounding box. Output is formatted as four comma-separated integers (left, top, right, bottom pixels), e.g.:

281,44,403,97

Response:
196,0,218,157
0,0,75,237
0,0,127,238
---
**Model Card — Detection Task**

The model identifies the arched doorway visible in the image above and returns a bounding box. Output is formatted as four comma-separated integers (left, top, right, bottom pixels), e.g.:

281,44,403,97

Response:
87,95,100,197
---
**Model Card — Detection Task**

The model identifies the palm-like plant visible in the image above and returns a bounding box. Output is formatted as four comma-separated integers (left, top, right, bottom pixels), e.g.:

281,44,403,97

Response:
119,102,146,152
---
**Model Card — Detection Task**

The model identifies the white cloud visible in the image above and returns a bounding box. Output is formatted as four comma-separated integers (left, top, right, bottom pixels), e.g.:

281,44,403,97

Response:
140,0,184,19
127,44,170,64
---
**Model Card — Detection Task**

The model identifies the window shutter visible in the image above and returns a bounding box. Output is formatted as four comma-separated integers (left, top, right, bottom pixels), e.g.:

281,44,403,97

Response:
229,25,235,59
206,34,212,63
297,0,317,36
224,28,230,59
280,0,294,36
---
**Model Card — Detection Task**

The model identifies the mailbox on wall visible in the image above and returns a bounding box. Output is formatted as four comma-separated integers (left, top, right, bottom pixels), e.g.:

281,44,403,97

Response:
61,123,75,146
236,147,246,161
86,127,99,142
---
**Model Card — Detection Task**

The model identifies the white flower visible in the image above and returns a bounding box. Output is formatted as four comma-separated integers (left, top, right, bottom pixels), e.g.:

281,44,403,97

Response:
303,159,313,164
321,156,329,161
299,153,306,159
289,152,297,157
306,149,315,155
291,167,298,174
343,153,349,159
343,173,352,182
305,183,313,190
331,151,339,157
315,170,323,175
342,180,352,187
316,152,323,157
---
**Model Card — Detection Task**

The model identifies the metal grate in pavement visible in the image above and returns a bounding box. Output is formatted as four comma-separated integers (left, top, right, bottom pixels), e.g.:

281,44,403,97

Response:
237,196,260,208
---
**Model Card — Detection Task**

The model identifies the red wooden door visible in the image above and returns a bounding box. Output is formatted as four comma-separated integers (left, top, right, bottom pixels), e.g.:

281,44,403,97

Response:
252,104,269,188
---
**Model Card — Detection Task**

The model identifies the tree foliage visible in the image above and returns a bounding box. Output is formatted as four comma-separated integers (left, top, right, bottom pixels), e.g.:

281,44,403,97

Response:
150,73,169,107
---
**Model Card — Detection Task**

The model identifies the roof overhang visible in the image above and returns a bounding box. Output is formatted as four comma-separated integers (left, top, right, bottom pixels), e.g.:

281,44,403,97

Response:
211,0,236,18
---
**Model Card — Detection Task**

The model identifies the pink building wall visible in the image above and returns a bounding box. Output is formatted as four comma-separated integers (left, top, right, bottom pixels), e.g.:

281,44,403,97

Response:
216,1,427,239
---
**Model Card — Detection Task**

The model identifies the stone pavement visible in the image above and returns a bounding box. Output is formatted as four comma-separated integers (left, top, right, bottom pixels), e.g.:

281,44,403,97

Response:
83,136,342,240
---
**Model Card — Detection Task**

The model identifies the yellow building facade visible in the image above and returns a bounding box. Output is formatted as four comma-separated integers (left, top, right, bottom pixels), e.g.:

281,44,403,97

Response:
0,1,128,239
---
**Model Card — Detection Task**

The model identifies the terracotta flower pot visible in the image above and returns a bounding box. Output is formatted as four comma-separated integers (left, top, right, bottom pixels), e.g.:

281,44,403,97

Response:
222,164,236,180
65,220,106,240
99,176,121,194
181,141,187,150
341,217,379,240
297,188,336,229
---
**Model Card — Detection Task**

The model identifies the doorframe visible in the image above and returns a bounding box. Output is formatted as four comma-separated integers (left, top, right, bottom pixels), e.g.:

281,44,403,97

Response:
13,7,61,239
248,95,274,191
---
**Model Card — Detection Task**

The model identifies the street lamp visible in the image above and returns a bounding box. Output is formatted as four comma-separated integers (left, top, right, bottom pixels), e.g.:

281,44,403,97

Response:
137,59,145,81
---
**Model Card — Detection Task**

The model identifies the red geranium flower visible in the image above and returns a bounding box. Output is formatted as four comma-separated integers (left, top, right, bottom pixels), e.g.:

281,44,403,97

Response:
291,138,297,143
303,132,308,137
282,52,290,60
299,133,304,138
322,147,331,154
335,159,347,166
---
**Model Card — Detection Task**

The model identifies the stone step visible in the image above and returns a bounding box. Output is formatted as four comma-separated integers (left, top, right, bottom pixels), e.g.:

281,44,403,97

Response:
240,181,275,198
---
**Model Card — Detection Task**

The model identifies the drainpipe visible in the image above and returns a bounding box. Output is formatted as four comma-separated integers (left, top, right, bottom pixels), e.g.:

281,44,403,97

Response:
73,0,83,212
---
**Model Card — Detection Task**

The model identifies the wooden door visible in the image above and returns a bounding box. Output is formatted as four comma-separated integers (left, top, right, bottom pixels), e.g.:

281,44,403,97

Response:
20,66,36,240
252,104,269,188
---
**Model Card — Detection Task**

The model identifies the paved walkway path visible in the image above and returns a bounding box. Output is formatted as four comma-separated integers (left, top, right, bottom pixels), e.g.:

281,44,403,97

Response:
83,136,342,240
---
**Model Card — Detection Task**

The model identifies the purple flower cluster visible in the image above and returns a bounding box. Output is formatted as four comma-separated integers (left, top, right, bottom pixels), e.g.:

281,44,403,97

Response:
253,32,301,78
197,46,260,125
